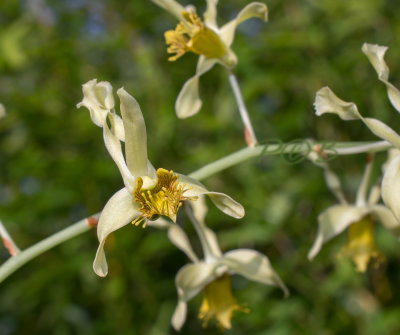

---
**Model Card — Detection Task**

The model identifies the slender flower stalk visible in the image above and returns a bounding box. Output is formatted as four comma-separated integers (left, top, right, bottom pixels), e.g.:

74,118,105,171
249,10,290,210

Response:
0,220,20,256
0,215,100,283
228,72,258,146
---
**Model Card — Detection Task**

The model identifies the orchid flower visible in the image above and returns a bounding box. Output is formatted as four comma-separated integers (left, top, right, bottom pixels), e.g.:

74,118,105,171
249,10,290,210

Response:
308,144,400,272
77,80,244,277
171,197,288,331
151,0,268,118
313,43,400,239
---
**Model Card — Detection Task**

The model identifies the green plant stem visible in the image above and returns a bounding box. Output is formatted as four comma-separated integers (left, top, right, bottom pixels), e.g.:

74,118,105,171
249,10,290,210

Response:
0,139,392,283
0,214,100,283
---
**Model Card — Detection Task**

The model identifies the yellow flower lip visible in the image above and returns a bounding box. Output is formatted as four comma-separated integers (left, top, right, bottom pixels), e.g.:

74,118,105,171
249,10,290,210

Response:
342,215,383,272
132,168,197,227
198,274,249,329
164,11,227,61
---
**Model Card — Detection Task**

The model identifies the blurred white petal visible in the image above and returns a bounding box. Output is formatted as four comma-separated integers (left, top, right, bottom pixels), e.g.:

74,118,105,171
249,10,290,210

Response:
382,154,400,223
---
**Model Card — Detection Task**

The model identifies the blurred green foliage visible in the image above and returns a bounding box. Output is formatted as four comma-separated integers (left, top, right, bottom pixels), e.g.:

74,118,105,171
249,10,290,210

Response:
1,0,400,334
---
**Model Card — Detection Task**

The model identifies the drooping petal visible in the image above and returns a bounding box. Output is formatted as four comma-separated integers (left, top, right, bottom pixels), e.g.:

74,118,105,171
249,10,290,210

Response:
93,188,140,277
148,218,199,262
324,167,348,205
150,0,186,21
175,262,218,302
117,88,151,177
315,87,400,148
171,298,187,331
355,156,373,206
219,2,268,47
308,205,371,260
175,57,217,118
0,103,5,119
178,174,245,218
191,197,223,258
222,249,289,297
204,0,218,28
369,204,400,238
103,118,136,192
382,153,400,223
362,43,400,112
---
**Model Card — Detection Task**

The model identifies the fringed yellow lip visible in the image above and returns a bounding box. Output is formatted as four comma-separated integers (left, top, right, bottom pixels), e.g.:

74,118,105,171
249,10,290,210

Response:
132,168,197,227
198,274,249,329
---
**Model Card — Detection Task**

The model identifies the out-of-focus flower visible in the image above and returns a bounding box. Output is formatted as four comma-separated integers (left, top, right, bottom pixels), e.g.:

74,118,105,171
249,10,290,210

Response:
308,149,400,272
0,103,5,119
78,80,244,277
151,0,268,118
314,43,400,238
171,199,288,330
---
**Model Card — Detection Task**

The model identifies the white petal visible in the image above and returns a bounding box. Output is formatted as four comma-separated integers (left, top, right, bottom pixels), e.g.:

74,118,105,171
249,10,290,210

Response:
150,0,186,21
382,154,400,223
0,103,5,119
362,43,400,112
175,262,217,301
370,204,400,238
175,57,217,118
315,87,400,148
77,79,125,141
223,248,289,297
178,174,245,218
93,188,140,277
103,120,136,192
355,157,373,206
171,298,187,331
117,88,150,177
308,205,371,260
220,2,268,47
324,167,347,205
204,0,218,28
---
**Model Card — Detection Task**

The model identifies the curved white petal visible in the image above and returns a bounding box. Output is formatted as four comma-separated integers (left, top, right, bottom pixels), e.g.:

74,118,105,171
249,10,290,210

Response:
190,197,222,257
370,204,400,238
204,0,218,28
323,167,347,205
93,188,140,277
171,298,187,331
0,103,5,119
308,205,371,260
382,154,400,223
150,0,186,21
175,57,217,118
362,43,400,113
355,158,373,206
223,248,289,297
103,120,136,192
315,87,400,148
220,2,268,47
175,262,218,301
178,174,245,218
117,88,150,177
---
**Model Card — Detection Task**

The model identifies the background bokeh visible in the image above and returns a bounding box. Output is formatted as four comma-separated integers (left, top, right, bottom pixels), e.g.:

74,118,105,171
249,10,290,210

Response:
1,0,400,334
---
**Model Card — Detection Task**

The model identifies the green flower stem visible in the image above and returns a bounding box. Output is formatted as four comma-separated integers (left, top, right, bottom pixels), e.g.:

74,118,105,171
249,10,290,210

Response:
0,140,391,283
228,72,258,146
0,214,100,283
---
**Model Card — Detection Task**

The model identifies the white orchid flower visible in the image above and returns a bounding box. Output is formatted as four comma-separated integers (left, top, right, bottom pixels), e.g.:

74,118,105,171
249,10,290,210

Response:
308,154,400,272
78,80,245,277
151,0,268,118
314,43,400,237
171,198,288,331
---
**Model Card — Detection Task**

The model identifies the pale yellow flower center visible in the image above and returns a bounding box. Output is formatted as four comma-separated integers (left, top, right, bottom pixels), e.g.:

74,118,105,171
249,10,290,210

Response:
164,11,227,61
132,168,197,227
342,216,383,272
198,274,248,329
